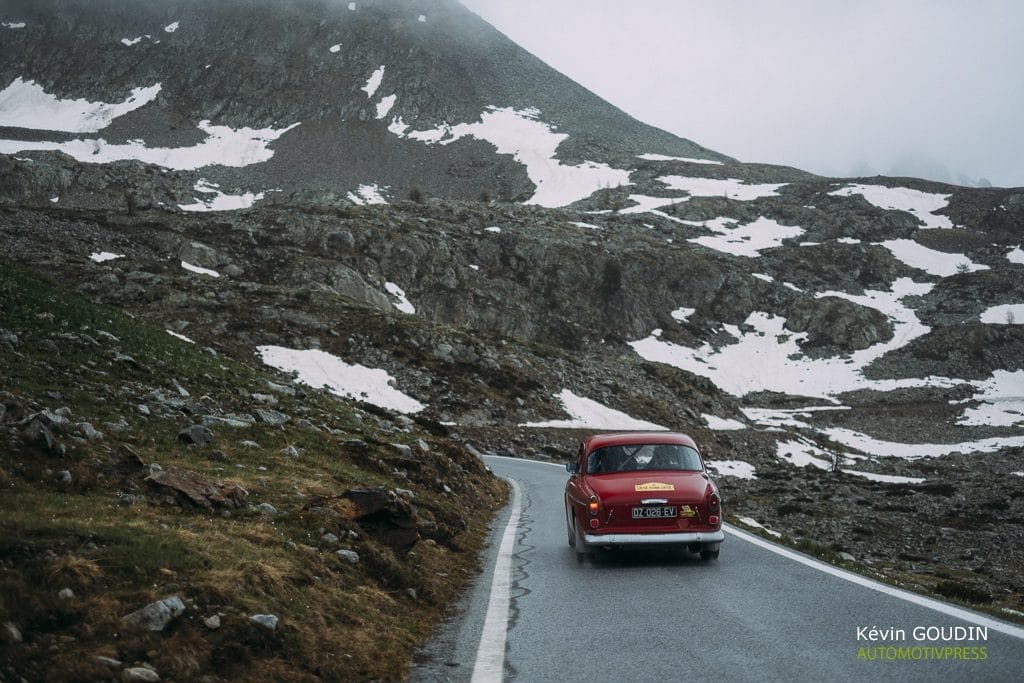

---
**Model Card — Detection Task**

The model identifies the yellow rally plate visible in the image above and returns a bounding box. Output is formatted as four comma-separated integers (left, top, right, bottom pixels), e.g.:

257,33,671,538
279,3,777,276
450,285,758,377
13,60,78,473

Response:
634,482,675,492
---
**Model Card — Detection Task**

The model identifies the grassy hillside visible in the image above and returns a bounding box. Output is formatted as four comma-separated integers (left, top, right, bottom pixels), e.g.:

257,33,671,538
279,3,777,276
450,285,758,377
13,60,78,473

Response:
0,260,506,681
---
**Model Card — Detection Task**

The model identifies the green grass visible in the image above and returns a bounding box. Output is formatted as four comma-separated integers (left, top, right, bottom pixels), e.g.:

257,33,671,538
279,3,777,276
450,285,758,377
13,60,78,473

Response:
0,259,508,681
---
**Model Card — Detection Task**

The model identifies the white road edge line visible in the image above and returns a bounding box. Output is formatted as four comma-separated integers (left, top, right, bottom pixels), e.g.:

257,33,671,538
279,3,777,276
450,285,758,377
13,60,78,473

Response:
725,524,1024,640
471,476,522,682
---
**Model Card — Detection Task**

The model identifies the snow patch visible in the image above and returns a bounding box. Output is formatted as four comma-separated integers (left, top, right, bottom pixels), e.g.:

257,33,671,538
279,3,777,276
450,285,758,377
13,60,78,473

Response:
166,330,194,344
630,279,949,400
375,94,396,119
845,470,925,484
178,179,264,212
257,346,425,414
362,66,385,98
707,460,757,479
389,106,631,208
329,43,342,53
0,78,161,133
980,304,1024,325
385,282,415,314
736,516,781,537
777,439,833,470
1007,246,1024,265
830,184,953,229
702,414,745,431
164,21,179,33
346,184,388,205
659,176,786,201
0,120,299,169
638,153,723,165
671,307,696,322
688,216,804,257
881,239,988,277
2,22,25,29
89,251,123,263
181,261,219,278
956,370,1024,427
822,427,1023,459
520,389,666,430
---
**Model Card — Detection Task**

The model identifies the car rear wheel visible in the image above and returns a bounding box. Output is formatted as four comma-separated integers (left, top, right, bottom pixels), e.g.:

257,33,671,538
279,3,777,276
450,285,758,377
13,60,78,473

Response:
700,548,720,561
569,515,589,562
565,505,576,548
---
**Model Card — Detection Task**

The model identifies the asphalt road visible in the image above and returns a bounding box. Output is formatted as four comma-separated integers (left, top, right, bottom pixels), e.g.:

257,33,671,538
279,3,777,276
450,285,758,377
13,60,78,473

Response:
412,456,1024,682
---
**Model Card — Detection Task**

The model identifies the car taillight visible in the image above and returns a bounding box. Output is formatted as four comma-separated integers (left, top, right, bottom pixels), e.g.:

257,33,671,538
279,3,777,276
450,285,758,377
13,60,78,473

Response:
709,491,720,510
587,495,599,515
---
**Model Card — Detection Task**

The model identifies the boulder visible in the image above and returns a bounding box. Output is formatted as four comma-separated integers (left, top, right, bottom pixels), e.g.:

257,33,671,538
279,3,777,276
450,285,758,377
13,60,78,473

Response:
122,596,186,631
145,466,248,509
341,487,419,554
178,424,214,445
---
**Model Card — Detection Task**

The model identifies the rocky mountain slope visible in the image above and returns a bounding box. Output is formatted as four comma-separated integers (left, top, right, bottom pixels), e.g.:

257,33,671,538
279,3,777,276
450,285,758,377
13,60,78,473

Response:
1,0,1024,678
0,0,723,205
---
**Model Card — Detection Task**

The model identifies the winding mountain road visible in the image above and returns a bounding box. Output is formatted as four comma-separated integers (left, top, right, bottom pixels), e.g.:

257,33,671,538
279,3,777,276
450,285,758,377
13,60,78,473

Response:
412,456,1024,682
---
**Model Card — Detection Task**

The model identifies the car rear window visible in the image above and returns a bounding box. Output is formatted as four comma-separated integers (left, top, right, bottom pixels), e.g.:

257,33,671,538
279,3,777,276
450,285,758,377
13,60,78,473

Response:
587,444,702,474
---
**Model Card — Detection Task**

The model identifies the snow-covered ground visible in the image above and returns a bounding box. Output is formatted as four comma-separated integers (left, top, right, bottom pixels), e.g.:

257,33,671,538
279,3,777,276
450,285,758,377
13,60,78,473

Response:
630,278,950,401
385,282,415,314
89,251,123,263
881,238,988,276
980,303,1024,325
520,389,666,430
389,106,631,208
822,427,1022,459
659,175,786,201
956,370,1024,427
638,153,723,165
688,216,804,257
257,346,425,414
702,414,745,430
346,184,389,205
0,78,161,133
0,119,299,169
180,261,219,277
0,76,297,168
178,179,265,212
830,184,953,229
707,460,757,479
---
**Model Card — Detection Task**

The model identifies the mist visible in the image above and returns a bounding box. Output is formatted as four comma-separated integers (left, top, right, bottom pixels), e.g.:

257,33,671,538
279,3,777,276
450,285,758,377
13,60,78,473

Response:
461,0,1024,188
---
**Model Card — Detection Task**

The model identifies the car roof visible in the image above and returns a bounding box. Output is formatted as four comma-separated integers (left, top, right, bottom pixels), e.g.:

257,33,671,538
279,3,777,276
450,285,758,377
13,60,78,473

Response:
581,432,698,452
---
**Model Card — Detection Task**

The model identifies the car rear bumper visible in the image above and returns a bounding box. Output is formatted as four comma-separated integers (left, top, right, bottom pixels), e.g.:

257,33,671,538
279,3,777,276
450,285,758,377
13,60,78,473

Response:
583,530,725,545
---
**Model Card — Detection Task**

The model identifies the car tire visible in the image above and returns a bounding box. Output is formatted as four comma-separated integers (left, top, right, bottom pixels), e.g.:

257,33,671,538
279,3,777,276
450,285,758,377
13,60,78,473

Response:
565,506,576,548
700,548,720,561
571,518,588,562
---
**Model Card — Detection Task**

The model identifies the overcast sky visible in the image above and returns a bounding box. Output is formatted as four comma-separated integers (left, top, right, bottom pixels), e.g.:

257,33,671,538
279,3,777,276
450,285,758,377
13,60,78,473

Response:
461,0,1024,188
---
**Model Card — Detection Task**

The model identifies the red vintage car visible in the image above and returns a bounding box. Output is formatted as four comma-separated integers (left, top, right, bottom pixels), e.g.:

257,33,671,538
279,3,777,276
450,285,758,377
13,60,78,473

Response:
564,432,724,560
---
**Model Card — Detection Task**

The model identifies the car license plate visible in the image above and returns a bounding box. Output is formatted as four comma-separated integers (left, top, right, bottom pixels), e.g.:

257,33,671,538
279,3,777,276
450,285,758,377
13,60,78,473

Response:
632,506,677,519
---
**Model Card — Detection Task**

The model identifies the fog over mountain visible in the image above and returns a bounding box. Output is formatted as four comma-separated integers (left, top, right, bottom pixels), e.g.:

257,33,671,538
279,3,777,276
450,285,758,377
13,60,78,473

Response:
463,0,1024,188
